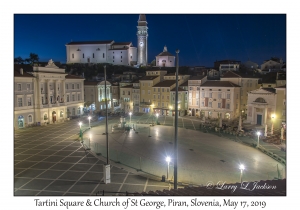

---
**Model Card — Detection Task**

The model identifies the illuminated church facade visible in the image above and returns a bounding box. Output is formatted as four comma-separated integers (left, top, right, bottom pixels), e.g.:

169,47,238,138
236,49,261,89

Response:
65,15,148,67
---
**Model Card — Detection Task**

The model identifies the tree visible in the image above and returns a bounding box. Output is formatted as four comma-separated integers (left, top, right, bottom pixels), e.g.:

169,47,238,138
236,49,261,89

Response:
27,53,39,65
14,56,24,64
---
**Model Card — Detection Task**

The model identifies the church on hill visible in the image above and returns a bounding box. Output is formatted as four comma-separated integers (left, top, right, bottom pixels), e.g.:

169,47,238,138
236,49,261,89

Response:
65,15,148,67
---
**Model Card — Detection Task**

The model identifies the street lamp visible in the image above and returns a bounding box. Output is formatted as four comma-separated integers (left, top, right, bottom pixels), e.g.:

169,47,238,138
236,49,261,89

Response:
88,116,91,128
256,131,261,148
271,114,275,135
156,113,159,124
166,156,171,180
129,112,132,123
79,122,83,143
239,164,245,183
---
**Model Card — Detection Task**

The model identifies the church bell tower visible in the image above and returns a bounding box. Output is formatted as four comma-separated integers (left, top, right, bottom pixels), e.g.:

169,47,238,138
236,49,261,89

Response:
137,14,148,66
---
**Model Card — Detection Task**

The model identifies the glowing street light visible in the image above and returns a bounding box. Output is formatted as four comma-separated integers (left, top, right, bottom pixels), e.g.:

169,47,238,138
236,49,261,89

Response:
239,164,245,183
257,131,261,148
271,114,275,135
129,112,132,123
88,116,91,128
166,156,171,179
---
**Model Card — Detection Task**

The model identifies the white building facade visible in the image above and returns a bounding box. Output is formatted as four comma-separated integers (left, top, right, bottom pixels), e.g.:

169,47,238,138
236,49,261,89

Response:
246,88,276,125
66,15,150,66
14,60,85,130
155,46,175,67
199,81,241,120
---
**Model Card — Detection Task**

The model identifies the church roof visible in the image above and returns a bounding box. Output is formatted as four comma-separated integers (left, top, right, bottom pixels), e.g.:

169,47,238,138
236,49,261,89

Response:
201,81,240,87
139,14,146,21
66,40,114,45
138,14,147,26
157,51,174,57
112,42,131,46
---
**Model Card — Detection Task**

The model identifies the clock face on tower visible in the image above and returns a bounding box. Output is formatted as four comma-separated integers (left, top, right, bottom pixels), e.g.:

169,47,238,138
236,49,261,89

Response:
139,42,144,47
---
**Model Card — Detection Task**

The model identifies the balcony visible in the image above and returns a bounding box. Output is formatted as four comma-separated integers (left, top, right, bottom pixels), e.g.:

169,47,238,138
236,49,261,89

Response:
140,102,151,106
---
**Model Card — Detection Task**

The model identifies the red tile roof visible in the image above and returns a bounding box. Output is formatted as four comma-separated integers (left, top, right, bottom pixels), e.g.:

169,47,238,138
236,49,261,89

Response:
14,70,34,78
201,81,240,87
171,87,186,91
189,75,206,80
222,71,261,78
84,81,99,86
180,81,189,86
139,76,159,80
120,84,133,88
153,80,176,87
65,75,84,79
111,42,132,46
66,40,114,45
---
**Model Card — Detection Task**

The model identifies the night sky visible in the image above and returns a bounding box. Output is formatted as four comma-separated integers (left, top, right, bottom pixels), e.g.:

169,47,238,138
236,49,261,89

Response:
14,14,286,67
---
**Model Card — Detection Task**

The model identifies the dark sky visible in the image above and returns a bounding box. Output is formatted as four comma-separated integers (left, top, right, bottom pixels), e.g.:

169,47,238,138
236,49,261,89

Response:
14,14,286,67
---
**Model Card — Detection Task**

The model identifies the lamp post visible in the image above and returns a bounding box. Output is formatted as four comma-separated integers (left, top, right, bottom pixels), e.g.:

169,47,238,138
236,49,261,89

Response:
79,122,83,143
129,112,132,124
88,116,91,128
156,113,159,124
256,131,261,148
166,156,171,180
174,49,180,189
239,164,245,183
271,114,275,135
86,134,91,150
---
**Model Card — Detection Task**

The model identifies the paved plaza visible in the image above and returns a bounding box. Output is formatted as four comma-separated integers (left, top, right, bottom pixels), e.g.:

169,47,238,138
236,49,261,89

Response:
14,120,171,196
14,114,286,196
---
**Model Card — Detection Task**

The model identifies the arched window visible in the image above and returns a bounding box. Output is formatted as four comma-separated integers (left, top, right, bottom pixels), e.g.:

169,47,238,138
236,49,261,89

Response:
60,111,63,117
44,114,48,120
77,107,81,115
254,97,267,103
72,108,75,116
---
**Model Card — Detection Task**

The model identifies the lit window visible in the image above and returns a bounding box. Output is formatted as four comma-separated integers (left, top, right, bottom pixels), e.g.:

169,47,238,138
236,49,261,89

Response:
27,97,31,106
18,98,22,107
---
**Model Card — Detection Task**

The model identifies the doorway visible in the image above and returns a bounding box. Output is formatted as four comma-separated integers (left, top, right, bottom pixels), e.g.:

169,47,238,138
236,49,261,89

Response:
52,111,57,123
18,116,24,128
257,114,262,125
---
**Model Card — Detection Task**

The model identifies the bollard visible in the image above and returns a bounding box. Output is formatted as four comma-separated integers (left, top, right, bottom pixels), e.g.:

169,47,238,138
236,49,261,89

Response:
161,175,166,182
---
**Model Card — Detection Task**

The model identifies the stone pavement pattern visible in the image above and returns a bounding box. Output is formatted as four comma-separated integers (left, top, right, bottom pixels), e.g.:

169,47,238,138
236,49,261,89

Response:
14,114,286,195
14,120,170,196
